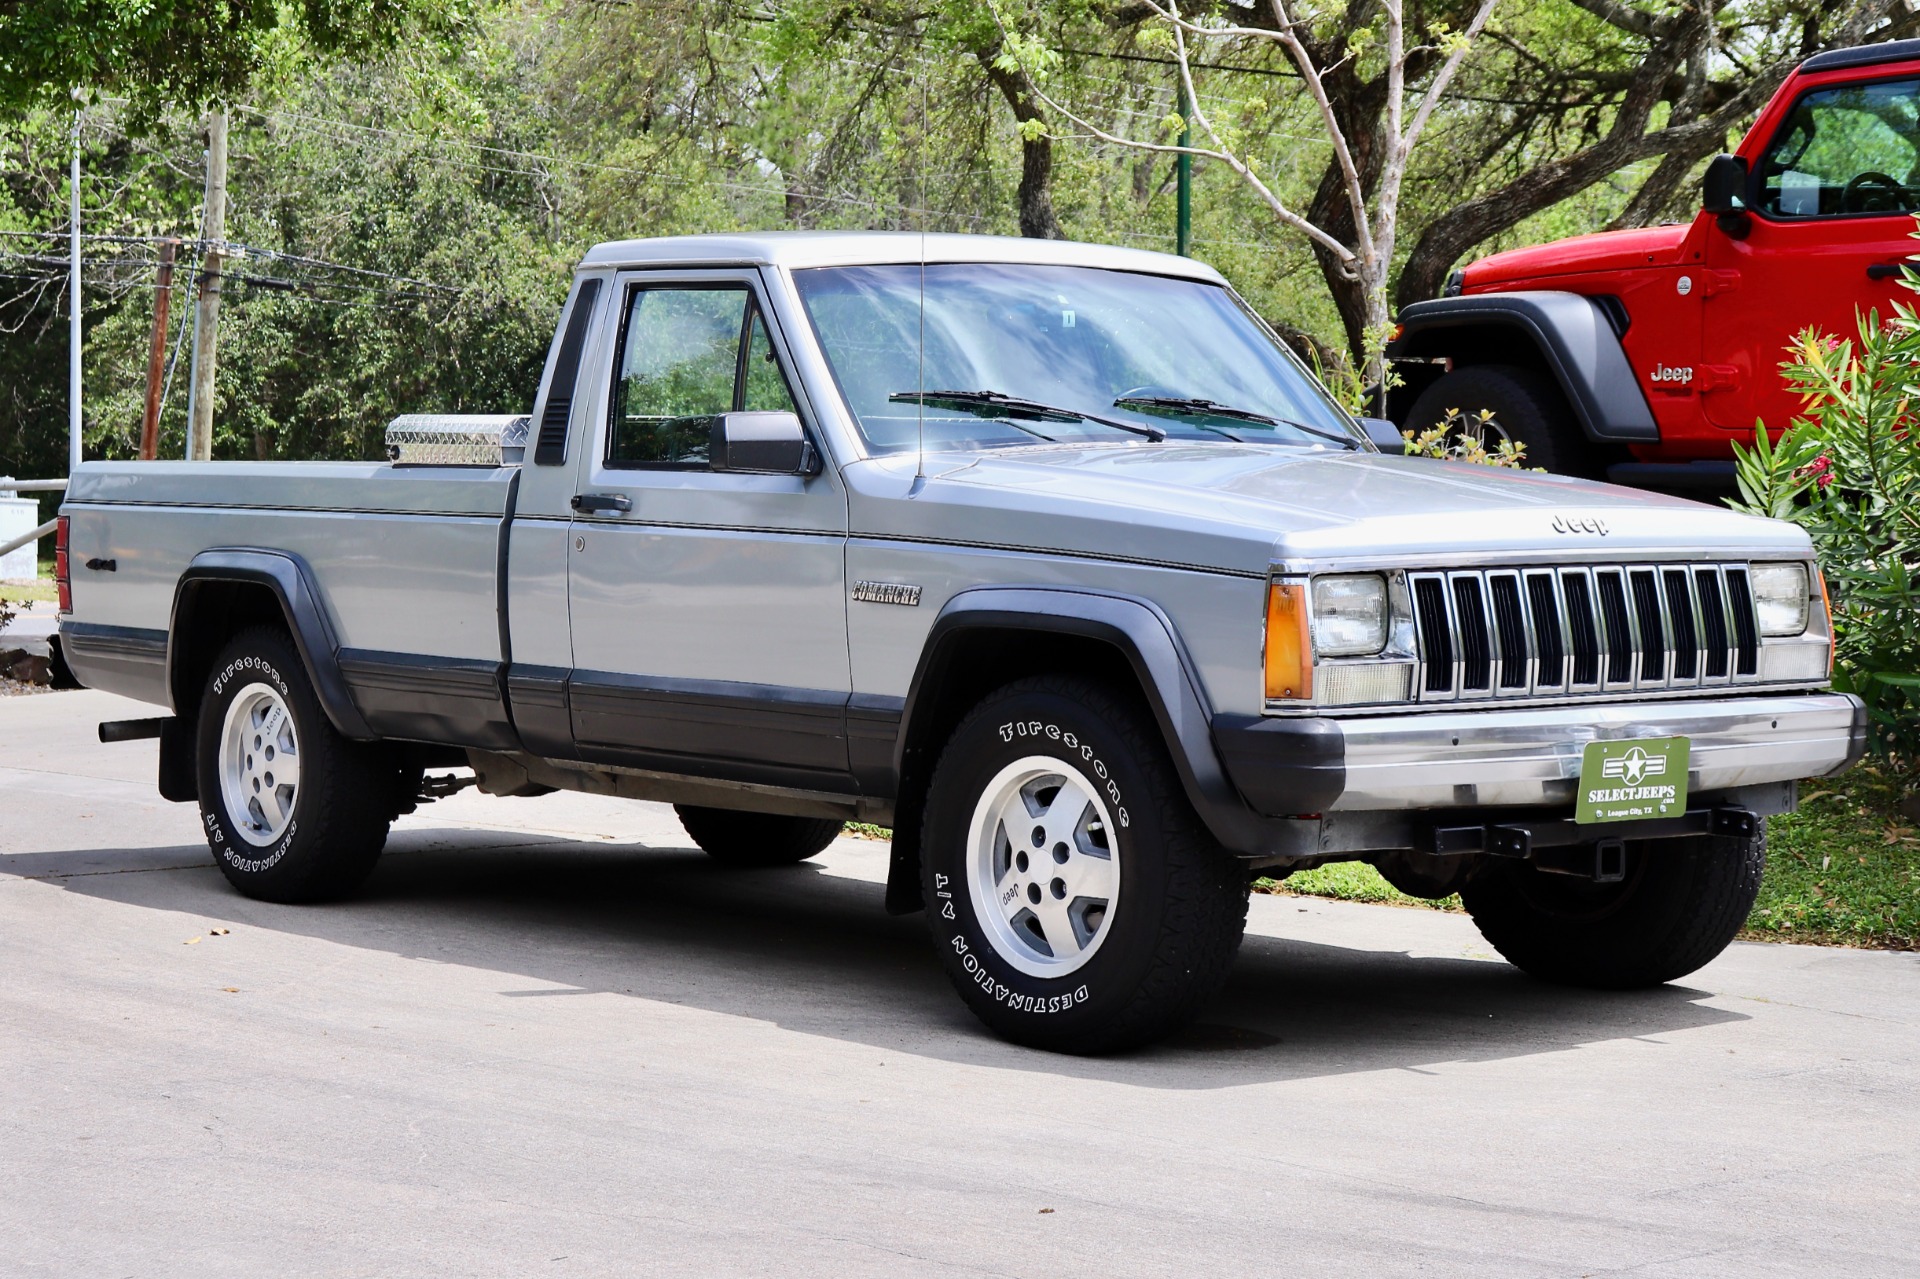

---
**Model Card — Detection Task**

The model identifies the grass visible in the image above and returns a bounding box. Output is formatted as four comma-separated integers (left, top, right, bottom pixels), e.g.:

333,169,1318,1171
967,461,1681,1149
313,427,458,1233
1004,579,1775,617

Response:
1256,862,1461,911
1749,765,1918,949
1,557,57,606
1,579,56,605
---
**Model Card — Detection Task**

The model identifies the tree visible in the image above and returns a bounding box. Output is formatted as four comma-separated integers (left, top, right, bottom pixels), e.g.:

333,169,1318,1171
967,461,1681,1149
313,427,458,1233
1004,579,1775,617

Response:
0,0,469,119
998,0,1498,384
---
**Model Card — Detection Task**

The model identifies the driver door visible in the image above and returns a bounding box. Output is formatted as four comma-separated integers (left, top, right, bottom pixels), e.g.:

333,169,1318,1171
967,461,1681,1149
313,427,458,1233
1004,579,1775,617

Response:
565,269,854,791
1702,73,1920,434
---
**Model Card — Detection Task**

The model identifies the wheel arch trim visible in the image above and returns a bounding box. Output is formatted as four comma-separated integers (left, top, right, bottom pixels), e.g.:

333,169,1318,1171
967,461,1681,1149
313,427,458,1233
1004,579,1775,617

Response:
885,587,1264,913
169,548,375,740
1389,292,1659,443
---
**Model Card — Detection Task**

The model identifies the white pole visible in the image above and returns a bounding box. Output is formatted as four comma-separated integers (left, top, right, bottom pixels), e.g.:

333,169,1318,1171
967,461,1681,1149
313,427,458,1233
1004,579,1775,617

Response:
69,108,82,475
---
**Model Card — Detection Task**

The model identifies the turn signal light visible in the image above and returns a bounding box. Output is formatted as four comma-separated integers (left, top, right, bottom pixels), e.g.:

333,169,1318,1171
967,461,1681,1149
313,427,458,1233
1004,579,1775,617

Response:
1264,582,1312,701
1818,566,1834,678
54,515,70,614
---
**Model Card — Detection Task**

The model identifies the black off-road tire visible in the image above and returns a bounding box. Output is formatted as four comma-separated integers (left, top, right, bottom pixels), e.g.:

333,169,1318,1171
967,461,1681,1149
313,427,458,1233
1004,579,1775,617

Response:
1403,363,1596,477
195,626,392,903
1460,831,1765,988
920,675,1248,1054
675,806,843,867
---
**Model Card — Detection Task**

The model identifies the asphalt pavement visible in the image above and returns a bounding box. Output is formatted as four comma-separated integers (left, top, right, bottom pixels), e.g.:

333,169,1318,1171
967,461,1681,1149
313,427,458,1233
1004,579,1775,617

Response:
2,688,1916,1276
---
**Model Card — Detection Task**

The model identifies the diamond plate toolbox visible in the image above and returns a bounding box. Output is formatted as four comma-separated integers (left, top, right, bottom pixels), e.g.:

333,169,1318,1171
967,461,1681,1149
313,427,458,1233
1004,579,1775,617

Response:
385,414,531,466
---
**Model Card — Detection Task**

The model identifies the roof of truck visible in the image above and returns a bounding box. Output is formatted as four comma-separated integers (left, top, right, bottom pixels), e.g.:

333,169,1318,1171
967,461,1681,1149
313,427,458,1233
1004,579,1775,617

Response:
1802,38,1920,74
579,231,1228,283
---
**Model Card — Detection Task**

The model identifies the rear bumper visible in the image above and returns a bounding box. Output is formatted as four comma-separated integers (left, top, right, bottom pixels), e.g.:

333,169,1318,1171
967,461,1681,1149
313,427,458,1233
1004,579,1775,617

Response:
1215,691,1866,816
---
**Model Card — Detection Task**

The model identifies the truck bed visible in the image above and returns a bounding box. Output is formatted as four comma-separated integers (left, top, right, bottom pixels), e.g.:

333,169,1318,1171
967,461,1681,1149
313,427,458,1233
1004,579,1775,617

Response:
61,462,517,736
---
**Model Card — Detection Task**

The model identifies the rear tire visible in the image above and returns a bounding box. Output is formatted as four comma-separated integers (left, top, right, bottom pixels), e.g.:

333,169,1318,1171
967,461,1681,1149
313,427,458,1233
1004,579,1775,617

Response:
920,675,1248,1053
1403,364,1596,477
1460,831,1765,988
195,627,392,903
674,806,843,867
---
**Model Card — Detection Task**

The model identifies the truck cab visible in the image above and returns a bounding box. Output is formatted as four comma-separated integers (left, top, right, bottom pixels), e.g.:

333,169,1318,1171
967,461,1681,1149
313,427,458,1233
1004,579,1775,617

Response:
1389,37,1920,488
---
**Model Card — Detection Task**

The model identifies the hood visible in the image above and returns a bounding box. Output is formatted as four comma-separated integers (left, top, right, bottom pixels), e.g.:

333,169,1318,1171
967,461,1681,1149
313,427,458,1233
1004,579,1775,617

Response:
843,443,1809,576
1465,224,1689,289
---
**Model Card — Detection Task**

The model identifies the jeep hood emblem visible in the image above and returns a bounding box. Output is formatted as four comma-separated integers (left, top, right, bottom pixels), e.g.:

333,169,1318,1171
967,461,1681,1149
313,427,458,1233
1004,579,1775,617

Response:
1551,515,1608,536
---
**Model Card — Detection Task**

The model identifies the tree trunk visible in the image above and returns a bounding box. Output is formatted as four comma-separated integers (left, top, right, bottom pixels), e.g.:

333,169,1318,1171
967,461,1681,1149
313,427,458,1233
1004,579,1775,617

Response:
978,47,1064,239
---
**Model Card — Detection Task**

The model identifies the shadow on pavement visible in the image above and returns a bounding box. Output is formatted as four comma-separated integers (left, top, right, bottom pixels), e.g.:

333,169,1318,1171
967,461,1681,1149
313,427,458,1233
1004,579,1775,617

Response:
28,826,1747,1088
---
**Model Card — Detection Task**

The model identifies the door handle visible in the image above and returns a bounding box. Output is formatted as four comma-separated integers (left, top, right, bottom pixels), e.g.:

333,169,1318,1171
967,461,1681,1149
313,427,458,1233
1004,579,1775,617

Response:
571,492,632,514
1868,263,1905,280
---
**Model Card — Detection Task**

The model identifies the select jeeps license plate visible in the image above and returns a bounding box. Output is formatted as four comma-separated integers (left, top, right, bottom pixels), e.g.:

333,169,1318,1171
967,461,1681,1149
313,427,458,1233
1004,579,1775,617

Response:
1576,737,1690,824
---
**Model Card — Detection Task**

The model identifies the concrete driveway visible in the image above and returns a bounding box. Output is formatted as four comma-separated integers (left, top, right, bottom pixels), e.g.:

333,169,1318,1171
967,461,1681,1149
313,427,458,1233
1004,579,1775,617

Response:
2,689,1915,1277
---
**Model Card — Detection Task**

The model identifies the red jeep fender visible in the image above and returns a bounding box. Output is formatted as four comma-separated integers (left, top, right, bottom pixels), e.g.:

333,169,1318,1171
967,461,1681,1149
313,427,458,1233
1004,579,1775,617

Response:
1387,291,1660,443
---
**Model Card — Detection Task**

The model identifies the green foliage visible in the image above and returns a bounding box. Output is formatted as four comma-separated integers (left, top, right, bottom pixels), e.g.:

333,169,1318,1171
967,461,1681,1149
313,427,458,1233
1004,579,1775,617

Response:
1254,864,1461,911
0,0,473,120
1401,407,1534,467
1750,766,1920,948
1730,302,1920,772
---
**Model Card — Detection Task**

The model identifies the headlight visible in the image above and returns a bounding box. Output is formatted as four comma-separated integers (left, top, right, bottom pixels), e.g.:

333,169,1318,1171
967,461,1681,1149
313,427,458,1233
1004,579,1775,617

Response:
1312,574,1389,656
1750,562,1810,636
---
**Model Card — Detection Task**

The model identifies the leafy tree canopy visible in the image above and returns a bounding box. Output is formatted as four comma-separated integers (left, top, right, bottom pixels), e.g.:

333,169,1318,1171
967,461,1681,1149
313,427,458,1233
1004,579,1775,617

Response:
0,0,471,119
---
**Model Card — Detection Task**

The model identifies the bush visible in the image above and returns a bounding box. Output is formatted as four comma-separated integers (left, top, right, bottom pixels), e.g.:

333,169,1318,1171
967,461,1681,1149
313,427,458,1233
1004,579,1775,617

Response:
1400,407,1534,467
1731,308,1920,774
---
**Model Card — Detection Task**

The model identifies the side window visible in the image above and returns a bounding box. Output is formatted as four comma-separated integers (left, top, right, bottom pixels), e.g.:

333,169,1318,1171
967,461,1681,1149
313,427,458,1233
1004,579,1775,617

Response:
743,312,799,413
1757,77,1920,218
609,287,800,467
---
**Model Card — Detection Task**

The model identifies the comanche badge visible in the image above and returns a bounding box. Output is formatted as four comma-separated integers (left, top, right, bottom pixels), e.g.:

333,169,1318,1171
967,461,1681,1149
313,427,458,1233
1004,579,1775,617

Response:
851,580,922,606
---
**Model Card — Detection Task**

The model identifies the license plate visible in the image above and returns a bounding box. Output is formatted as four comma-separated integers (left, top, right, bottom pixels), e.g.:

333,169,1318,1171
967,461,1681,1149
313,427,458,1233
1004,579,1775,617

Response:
1576,737,1690,824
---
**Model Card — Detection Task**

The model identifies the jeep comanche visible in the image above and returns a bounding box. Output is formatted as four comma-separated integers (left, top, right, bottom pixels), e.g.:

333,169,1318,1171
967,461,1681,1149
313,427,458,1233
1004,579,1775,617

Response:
56,232,1864,1053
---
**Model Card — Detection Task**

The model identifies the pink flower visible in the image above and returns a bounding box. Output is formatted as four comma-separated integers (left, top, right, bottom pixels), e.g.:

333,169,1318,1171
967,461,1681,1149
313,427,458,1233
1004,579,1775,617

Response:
1793,453,1834,489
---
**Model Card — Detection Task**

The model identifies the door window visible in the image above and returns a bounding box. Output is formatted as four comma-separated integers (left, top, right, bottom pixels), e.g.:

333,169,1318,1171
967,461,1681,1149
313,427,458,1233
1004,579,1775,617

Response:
609,286,799,467
1756,77,1920,218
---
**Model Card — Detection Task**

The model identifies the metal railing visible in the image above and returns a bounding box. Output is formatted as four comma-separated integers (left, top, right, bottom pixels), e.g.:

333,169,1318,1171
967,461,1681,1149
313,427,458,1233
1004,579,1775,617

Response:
0,479,65,561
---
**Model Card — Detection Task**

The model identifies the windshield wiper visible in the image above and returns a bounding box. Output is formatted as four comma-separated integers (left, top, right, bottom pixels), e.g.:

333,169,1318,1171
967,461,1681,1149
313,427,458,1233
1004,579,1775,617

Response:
889,390,1166,442
1112,395,1361,450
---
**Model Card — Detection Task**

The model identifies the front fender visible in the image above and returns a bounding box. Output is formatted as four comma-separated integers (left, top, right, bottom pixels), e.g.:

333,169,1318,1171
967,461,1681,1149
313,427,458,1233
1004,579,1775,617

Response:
1390,291,1659,443
885,587,1276,912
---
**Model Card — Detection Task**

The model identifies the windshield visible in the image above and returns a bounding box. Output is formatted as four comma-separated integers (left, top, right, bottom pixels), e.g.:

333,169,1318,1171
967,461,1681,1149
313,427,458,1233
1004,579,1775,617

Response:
789,263,1362,454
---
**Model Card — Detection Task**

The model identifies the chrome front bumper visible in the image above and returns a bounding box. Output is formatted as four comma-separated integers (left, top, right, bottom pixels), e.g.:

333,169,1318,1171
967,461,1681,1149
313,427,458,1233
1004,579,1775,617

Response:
1330,692,1864,811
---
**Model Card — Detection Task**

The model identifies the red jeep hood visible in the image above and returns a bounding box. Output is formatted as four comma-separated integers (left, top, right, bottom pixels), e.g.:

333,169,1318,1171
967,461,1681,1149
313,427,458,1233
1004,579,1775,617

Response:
1465,224,1688,288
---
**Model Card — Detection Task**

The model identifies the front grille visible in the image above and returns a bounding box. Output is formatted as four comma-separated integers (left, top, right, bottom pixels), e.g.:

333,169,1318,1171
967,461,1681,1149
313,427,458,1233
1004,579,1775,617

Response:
1409,564,1762,701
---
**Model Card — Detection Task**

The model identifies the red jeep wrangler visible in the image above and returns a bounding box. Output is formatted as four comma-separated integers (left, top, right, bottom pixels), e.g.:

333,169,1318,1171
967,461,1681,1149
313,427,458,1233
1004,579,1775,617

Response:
1388,37,1920,487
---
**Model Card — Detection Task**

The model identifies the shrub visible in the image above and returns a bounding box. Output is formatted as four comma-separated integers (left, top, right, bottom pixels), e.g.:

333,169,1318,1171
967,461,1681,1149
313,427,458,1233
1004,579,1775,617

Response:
1731,310,1920,774
1400,406,1533,467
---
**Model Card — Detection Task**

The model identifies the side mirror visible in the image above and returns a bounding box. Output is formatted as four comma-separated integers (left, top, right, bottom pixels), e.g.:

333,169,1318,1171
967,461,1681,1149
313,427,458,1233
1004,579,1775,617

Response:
710,411,820,476
1702,154,1749,216
1360,417,1405,455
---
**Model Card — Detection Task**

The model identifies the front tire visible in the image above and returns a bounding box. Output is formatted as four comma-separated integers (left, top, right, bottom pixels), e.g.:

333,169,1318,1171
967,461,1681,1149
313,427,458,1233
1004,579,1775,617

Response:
1403,364,1595,477
920,675,1248,1053
195,627,392,903
1460,832,1765,988
674,806,843,867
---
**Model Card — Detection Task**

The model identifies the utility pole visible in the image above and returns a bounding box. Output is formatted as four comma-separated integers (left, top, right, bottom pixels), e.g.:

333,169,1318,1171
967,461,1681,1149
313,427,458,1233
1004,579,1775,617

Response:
185,110,227,462
1175,82,1192,257
139,240,177,460
69,108,82,474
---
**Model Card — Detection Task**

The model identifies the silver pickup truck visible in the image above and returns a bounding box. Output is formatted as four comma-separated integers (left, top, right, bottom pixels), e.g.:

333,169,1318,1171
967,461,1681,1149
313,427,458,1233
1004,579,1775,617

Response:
56,232,1862,1053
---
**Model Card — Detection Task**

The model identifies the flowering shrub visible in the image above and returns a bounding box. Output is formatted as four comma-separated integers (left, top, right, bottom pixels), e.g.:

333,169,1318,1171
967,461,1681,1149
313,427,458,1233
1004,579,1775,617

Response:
1400,407,1534,467
1731,313,1920,773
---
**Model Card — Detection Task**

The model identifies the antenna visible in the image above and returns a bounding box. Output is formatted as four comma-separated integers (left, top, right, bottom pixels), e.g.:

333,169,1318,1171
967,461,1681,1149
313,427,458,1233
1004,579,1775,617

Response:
913,23,928,487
